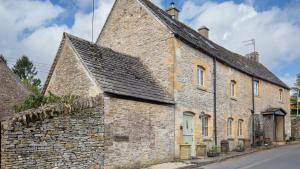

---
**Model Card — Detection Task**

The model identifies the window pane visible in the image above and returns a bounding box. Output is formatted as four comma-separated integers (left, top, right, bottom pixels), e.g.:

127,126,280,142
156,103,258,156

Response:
202,117,208,137
279,89,282,101
238,120,243,136
231,81,236,97
198,67,204,87
253,81,259,96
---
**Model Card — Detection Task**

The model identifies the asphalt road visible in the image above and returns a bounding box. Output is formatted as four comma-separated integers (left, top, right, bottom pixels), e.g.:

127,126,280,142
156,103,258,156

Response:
202,144,300,169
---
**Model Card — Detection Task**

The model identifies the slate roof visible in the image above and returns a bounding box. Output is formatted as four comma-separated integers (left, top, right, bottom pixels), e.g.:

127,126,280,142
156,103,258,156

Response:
261,108,287,116
139,0,289,89
65,33,174,104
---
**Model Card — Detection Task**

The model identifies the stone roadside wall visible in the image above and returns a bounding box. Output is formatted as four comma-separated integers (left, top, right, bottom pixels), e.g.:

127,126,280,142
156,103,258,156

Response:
291,116,300,139
1,96,104,169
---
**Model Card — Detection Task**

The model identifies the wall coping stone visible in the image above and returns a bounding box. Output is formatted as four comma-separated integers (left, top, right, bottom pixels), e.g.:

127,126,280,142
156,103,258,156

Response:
1,95,103,129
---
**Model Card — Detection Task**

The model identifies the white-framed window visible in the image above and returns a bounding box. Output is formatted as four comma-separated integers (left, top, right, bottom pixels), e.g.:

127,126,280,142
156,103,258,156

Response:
237,119,243,136
202,116,209,137
230,80,237,97
279,89,283,101
253,80,259,96
197,66,205,87
227,118,233,137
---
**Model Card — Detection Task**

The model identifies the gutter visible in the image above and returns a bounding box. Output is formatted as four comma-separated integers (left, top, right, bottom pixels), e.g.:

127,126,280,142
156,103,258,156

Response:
251,77,255,146
213,56,217,145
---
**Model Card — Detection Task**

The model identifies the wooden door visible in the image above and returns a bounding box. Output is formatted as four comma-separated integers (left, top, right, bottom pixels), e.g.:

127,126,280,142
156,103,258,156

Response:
183,113,194,145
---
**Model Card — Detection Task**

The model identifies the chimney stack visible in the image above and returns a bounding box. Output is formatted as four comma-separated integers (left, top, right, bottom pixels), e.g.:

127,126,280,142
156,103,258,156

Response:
198,26,209,39
166,2,179,20
245,51,259,62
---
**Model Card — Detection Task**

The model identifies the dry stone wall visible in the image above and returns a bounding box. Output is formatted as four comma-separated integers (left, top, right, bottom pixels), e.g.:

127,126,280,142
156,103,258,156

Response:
292,116,300,139
1,96,104,169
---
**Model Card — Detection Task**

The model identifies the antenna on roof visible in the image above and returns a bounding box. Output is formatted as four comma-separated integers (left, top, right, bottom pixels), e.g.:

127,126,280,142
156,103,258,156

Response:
92,0,95,42
243,38,256,53
243,38,259,62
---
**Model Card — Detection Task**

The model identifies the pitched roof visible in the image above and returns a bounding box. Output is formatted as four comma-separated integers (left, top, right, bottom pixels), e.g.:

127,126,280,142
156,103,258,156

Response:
139,0,289,89
261,108,287,116
65,33,174,104
0,61,30,121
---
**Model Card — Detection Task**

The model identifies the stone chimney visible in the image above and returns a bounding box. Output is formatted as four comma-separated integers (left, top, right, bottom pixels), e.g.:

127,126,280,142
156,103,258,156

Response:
198,26,209,39
166,2,179,20
245,51,259,62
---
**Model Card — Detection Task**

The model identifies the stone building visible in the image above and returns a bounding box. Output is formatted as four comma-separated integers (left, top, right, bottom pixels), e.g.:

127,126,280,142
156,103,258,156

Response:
0,57,29,121
43,33,175,168
43,0,291,167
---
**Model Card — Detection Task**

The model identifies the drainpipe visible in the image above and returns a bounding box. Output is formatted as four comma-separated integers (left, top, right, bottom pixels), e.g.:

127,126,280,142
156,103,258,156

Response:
251,77,255,147
213,57,217,146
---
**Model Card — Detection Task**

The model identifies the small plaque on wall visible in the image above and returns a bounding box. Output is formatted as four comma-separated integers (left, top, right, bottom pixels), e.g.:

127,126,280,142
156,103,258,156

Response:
114,135,129,142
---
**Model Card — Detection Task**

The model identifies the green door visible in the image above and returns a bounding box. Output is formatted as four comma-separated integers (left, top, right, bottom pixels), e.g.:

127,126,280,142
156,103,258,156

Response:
183,113,194,145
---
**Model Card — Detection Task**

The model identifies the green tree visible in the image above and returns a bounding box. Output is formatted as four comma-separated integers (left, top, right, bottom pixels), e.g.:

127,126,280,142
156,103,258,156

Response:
12,55,41,87
0,54,7,64
291,73,300,115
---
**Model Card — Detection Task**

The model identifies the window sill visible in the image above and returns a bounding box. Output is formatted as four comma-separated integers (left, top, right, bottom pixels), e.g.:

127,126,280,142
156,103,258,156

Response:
230,97,238,101
237,137,245,140
203,137,213,142
227,137,234,141
197,86,208,92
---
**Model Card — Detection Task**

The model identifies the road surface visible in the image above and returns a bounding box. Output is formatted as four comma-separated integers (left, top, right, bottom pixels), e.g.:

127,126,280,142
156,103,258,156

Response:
202,144,300,169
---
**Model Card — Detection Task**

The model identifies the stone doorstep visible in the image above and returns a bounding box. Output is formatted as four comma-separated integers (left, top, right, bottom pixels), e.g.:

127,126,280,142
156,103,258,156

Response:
147,141,300,169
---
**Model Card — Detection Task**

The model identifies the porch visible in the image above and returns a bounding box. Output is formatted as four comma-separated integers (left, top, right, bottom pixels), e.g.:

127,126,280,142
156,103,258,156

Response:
262,108,287,144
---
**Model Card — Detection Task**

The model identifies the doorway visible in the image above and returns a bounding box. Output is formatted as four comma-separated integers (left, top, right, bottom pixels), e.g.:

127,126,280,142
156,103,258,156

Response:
183,112,194,145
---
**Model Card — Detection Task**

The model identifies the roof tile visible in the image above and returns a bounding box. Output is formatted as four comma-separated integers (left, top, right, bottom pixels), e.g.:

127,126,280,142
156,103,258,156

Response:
66,33,174,104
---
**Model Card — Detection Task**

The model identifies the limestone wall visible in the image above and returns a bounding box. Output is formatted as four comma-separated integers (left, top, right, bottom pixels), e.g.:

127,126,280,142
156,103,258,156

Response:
1,97,104,169
173,38,291,154
173,39,215,157
103,95,175,168
45,38,101,97
291,116,300,139
97,0,175,96
254,81,291,138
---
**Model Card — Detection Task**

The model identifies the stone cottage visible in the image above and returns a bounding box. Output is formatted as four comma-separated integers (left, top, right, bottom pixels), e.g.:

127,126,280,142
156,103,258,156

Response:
0,57,29,121
43,0,291,167
43,33,175,168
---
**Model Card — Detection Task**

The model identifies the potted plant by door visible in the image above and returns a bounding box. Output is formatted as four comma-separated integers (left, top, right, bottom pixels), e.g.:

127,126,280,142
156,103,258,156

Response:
235,143,245,152
207,145,220,157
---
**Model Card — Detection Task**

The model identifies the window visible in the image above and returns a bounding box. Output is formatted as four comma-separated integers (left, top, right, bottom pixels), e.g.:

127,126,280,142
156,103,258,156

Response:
230,80,237,97
253,80,259,96
227,118,233,137
197,66,205,87
202,116,209,137
279,89,283,101
237,119,243,136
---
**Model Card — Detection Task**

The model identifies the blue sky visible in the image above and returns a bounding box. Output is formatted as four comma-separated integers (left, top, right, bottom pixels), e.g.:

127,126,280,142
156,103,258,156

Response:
0,0,299,88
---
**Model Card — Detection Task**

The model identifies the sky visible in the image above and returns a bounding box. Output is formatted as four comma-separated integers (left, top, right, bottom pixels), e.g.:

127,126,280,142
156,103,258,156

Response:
0,0,299,88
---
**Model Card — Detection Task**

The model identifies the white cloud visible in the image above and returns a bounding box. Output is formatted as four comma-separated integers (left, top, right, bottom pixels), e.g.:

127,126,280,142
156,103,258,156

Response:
70,0,113,41
280,73,297,88
0,0,114,83
152,0,164,8
1,0,299,87
180,0,300,69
